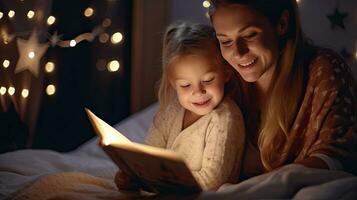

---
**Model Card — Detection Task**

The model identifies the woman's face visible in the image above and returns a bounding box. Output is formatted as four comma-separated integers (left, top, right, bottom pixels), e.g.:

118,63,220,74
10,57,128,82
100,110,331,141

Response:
212,4,281,88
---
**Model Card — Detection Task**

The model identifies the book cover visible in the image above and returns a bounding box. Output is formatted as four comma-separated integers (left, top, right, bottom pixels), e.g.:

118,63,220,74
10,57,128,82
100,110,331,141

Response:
85,108,201,194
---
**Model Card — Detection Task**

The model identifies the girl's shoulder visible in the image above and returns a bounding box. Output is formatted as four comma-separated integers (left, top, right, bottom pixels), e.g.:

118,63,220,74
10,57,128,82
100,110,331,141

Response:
212,97,243,119
155,99,182,122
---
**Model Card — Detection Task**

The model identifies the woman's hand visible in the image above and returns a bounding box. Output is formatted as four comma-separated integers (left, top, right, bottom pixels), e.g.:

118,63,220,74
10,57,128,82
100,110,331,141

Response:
114,170,140,191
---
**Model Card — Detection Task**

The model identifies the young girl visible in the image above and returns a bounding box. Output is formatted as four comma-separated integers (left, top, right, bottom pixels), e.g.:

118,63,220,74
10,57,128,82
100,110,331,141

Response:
115,22,245,191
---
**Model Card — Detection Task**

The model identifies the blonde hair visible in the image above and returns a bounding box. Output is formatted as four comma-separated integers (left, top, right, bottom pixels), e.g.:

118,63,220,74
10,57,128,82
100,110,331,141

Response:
158,21,235,111
210,0,307,170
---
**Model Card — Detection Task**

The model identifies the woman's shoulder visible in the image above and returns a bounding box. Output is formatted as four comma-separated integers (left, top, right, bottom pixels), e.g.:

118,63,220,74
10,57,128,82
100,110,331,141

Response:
308,48,350,76
307,47,352,84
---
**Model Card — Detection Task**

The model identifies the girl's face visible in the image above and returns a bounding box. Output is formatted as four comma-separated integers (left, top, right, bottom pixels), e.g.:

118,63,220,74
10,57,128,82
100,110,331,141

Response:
169,52,227,116
212,4,281,88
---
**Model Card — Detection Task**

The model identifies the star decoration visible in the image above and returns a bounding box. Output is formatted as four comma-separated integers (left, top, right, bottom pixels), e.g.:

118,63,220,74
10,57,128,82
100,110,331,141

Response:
49,31,63,47
15,30,49,77
340,48,351,60
326,8,348,30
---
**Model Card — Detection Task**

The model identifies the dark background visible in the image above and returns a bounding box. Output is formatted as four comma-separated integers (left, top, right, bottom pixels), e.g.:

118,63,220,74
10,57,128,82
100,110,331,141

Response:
0,0,132,152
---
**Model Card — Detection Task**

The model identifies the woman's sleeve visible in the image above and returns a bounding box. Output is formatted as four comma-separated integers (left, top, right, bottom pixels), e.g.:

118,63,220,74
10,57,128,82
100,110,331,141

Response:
191,108,245,191
305,53,357,173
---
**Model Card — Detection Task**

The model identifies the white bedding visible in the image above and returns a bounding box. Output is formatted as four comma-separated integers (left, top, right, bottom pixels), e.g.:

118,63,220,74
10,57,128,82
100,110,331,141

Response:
0,103,356,200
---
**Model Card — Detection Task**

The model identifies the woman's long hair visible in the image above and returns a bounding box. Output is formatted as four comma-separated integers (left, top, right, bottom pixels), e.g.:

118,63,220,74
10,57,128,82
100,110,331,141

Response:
210,0,308,170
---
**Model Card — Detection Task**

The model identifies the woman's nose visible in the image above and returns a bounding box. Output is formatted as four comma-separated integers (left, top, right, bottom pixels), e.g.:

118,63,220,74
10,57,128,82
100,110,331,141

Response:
234,38,249,58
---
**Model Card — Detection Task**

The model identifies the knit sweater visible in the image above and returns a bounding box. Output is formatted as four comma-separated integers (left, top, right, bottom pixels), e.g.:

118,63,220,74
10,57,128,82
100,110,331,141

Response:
146,97,245,191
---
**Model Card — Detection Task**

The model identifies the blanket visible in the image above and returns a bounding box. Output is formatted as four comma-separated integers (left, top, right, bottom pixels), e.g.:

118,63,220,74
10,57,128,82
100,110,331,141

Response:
1,103,357,199
6,164,357,200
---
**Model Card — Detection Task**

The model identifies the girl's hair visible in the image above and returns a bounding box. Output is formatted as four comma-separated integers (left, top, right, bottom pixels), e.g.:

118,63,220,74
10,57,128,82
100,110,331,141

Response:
158,21,236,111
210,0,308,171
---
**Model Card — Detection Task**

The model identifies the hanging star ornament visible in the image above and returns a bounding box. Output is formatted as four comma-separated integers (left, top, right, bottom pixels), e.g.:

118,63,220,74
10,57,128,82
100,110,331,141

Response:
15,30,49,77
49,31,63,47
326,8,348,30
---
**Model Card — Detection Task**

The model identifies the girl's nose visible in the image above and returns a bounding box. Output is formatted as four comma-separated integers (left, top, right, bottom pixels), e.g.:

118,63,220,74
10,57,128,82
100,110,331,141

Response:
192,84,206,95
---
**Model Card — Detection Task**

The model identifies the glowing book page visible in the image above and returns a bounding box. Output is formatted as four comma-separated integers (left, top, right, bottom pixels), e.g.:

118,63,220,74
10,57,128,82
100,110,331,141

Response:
85,108,131,146
85,108,201,194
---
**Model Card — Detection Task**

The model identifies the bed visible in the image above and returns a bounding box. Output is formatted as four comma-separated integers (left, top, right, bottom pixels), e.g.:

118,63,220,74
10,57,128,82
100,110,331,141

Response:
1,103,356,200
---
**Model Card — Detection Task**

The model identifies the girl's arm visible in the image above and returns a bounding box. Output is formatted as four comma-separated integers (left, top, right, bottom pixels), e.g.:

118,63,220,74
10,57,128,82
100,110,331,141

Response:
191,104,245,191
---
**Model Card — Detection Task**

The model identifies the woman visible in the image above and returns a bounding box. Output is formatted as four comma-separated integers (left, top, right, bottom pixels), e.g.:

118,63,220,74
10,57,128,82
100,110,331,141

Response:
209,0,357,179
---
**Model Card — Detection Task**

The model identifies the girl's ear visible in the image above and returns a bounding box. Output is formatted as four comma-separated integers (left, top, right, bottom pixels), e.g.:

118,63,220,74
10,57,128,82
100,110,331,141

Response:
277,10,289,36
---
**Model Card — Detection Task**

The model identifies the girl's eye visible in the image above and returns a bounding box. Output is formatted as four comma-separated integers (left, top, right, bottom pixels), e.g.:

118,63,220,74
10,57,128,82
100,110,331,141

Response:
180,84,190,88
203,77,215,83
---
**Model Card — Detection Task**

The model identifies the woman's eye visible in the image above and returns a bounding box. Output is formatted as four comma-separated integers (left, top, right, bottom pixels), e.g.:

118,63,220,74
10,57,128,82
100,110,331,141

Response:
244,32,258,39
220,40,232,46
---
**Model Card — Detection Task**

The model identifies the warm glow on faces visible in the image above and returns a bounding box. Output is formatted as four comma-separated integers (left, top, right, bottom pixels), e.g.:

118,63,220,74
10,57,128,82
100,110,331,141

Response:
212,4,280,88
169,53,226,116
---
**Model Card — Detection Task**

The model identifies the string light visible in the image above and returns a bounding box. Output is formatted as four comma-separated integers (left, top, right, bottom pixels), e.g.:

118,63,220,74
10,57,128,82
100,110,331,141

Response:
202,1,211,8
45,61,55,73
27,10,35,19
46,84,56,96
0,12,3,19
111,32,123,44
2,59,10,68
47,16,56,25
8,10,15,18
69,39,77,47
107,60,120,72
21,89,29,98
0,87,6,95
84,7,94,17
8,86,15,96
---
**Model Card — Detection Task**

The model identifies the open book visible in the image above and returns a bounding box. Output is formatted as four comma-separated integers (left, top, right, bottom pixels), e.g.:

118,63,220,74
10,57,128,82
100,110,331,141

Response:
85,108,201,194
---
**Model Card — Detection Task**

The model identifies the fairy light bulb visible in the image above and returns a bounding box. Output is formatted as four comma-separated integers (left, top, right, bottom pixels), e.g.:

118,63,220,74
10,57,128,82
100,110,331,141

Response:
46,84,56,95
21,89,29,98
47,16,56,25
70,40,76,47
2,60,10,68
0,12,3,19
27,10,35,19
202,1,210,8
107,60,120,72
8,87,15,96
45,62,55,73
84,7,94,17
111,32,123,44
28,51,35,59
8,10,15,18
0,87,6,95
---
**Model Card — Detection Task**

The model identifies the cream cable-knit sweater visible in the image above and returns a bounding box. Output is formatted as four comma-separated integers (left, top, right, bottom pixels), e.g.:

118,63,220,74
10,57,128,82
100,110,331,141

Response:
146,97,245,191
